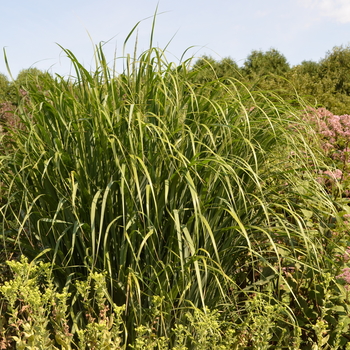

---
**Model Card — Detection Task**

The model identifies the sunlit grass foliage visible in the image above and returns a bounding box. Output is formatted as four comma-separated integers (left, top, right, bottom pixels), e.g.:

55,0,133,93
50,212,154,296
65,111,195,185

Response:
0,26,348,347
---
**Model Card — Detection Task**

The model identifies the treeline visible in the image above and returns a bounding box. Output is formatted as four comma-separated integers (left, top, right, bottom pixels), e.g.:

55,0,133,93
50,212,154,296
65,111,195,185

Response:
192,45,350,115
0,68,50,103
0,68,51,129
2,45,350,115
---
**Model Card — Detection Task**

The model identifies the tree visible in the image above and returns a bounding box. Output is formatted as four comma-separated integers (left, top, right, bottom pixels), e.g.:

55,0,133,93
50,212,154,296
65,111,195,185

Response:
287,60,322,104
15,67,52,90
297,60,320,77
0,73,11,103
318,45,350,96
242,48,290,80
191,55,242,84
287,46,350,114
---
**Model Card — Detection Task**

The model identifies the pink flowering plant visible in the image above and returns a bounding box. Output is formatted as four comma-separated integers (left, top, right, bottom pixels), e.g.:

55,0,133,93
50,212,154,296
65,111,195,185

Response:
305,107,350,198
304,107,350,267
306,108,350,157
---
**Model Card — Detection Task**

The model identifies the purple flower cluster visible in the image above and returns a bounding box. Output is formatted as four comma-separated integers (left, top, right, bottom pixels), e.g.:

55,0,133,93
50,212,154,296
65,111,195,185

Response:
343,246,350,261
335,247,350,289
322,169,343,180
304,107,350,197
305,107,350,163
336,267,350,289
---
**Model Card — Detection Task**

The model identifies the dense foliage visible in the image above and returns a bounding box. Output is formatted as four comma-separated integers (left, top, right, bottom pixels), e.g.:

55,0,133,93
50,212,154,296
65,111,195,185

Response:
191,45,350,115
1,31,350,349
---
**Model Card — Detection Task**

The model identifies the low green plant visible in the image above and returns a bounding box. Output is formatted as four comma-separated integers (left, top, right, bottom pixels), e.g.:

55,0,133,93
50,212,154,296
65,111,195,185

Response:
0,257,256,349
0,255,70,349
0,256,127,349
2,255,350,349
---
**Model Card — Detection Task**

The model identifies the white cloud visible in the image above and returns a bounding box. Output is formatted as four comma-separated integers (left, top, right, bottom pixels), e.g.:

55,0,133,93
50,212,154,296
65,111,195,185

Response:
300,0,350,23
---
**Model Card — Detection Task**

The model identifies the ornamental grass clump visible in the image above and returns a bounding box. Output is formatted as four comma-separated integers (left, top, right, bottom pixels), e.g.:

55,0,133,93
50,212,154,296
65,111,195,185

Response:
0,22,346,347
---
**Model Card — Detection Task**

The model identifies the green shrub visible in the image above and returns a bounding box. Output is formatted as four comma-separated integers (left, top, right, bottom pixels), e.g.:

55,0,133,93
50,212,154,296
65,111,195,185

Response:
4,257,349,349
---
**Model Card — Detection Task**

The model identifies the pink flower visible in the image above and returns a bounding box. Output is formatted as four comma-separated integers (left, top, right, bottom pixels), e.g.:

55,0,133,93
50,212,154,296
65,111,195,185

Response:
336,267,350,289
323,169,343,180
343,247,350,262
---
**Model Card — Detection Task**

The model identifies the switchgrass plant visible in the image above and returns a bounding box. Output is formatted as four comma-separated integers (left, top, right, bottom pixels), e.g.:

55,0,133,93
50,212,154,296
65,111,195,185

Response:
0,24,346,347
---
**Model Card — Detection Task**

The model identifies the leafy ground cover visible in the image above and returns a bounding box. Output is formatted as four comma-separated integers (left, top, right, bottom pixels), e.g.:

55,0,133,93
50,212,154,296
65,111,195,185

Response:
1,25,350,349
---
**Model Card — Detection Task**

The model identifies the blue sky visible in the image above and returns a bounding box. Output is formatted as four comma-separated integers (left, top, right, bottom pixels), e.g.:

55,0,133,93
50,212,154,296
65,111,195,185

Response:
2,0,350,79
